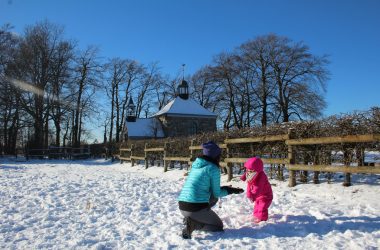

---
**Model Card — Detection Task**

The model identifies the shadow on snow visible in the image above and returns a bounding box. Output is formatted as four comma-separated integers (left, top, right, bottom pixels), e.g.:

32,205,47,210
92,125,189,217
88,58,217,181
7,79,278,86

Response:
202,214,380,240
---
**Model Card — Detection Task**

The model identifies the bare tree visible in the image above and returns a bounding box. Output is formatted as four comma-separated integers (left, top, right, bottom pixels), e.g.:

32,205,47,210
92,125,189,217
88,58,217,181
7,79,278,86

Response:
0,24,21,154
238,35,277,126
148,118,162,139
103,58,161,143
270,35,329,122
189,65,223,113
210,52,245,130
104,59,145,143
197,34,330,129
49,40,75,146
135,62,162,118
104,58,128,143
0,80,22,154
151,73,173,112
71,46,101,147
7,21,70,149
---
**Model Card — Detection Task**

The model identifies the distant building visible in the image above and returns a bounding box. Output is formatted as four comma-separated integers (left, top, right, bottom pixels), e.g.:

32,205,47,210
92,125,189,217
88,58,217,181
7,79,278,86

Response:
123,79,217,141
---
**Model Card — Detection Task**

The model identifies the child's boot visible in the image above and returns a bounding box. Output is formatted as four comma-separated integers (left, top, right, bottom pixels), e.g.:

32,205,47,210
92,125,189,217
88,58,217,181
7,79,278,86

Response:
253,217,261,224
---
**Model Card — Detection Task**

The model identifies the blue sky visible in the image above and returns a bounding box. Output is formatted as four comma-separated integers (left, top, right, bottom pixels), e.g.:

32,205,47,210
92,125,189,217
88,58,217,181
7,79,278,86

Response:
1,0,379,117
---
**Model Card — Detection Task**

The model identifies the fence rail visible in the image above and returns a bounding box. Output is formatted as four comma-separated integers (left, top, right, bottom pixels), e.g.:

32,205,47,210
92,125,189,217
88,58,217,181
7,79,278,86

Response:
119,132,380,187
286,134,380,145
26,147,92,160
224,134,289,144
287,164,380,174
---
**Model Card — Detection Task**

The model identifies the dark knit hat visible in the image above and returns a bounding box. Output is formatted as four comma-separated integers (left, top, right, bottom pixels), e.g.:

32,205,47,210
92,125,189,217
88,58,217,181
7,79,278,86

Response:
202,141,221,160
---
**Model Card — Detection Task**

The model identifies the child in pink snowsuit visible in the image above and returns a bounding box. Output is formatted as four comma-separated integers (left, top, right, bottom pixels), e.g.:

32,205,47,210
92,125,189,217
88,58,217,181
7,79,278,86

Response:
241,157,273,223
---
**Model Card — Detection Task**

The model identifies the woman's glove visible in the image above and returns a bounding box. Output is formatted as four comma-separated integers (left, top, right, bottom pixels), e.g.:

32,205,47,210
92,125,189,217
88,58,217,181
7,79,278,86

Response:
221,186,244,195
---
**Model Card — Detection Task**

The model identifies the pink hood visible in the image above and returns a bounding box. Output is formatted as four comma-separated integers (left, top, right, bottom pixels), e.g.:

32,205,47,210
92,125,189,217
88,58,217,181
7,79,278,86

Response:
244,157,263,172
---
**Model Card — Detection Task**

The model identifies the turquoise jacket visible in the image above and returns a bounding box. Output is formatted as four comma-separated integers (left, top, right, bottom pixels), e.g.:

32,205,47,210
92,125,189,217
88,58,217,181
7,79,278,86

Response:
178,157,228,203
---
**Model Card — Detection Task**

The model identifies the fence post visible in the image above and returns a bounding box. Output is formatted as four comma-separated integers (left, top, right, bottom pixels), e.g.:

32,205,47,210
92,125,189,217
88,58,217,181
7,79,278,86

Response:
288,129,296,187
145,143,148,169
313,146,320,184
226,141,233,182
357,146,365,166
343,147,351,187
188,139,196,171
190,139,195,162
269,152,274,179
163,142,168,172
131,144,135,167
278,160,285,181
119,148,123,164
300,151,309,183
326,151,333,183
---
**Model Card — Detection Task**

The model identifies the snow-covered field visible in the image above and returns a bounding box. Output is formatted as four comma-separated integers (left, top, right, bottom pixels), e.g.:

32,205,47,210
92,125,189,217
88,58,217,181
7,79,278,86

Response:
1,158,379,249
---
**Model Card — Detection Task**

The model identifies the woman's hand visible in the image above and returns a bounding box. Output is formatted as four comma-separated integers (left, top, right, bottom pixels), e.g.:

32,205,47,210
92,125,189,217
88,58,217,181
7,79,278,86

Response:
221,185,244,195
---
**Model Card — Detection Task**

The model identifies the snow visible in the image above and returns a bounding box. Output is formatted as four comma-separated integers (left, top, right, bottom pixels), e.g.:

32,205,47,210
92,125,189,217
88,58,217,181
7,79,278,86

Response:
1,158,379,249
153,96,217,117
125,118,165,138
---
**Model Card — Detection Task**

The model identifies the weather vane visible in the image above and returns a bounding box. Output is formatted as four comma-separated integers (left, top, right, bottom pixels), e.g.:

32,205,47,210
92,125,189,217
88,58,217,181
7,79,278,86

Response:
182,64,186,80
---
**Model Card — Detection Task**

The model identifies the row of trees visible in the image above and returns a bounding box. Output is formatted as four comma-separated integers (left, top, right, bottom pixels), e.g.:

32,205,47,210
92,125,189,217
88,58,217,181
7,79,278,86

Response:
1,22,101,153
189,34,329,129
0,20,330,155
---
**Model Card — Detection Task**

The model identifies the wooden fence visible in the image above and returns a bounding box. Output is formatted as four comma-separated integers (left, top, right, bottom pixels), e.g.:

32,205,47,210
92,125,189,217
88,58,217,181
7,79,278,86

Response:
27,146,91,160
118,132,380,187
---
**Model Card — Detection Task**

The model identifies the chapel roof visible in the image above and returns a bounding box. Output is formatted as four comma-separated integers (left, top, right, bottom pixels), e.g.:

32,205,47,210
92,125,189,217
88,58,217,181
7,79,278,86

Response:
152,96,217,118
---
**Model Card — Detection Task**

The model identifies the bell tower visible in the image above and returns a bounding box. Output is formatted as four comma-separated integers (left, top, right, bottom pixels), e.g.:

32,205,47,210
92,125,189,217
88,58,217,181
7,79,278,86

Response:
126,96,136,122
177,64,189,100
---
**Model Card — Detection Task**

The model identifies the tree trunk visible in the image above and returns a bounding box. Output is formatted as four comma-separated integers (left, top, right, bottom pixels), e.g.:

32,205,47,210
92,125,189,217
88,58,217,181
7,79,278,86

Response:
78,109,83,145
70,111,74,146
55,118,61,146
109,85,115,144
73,74,85,147
115,82,120,142
33,96,45,148
44,108,49,148
8,103,19,155
261,99,267,126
